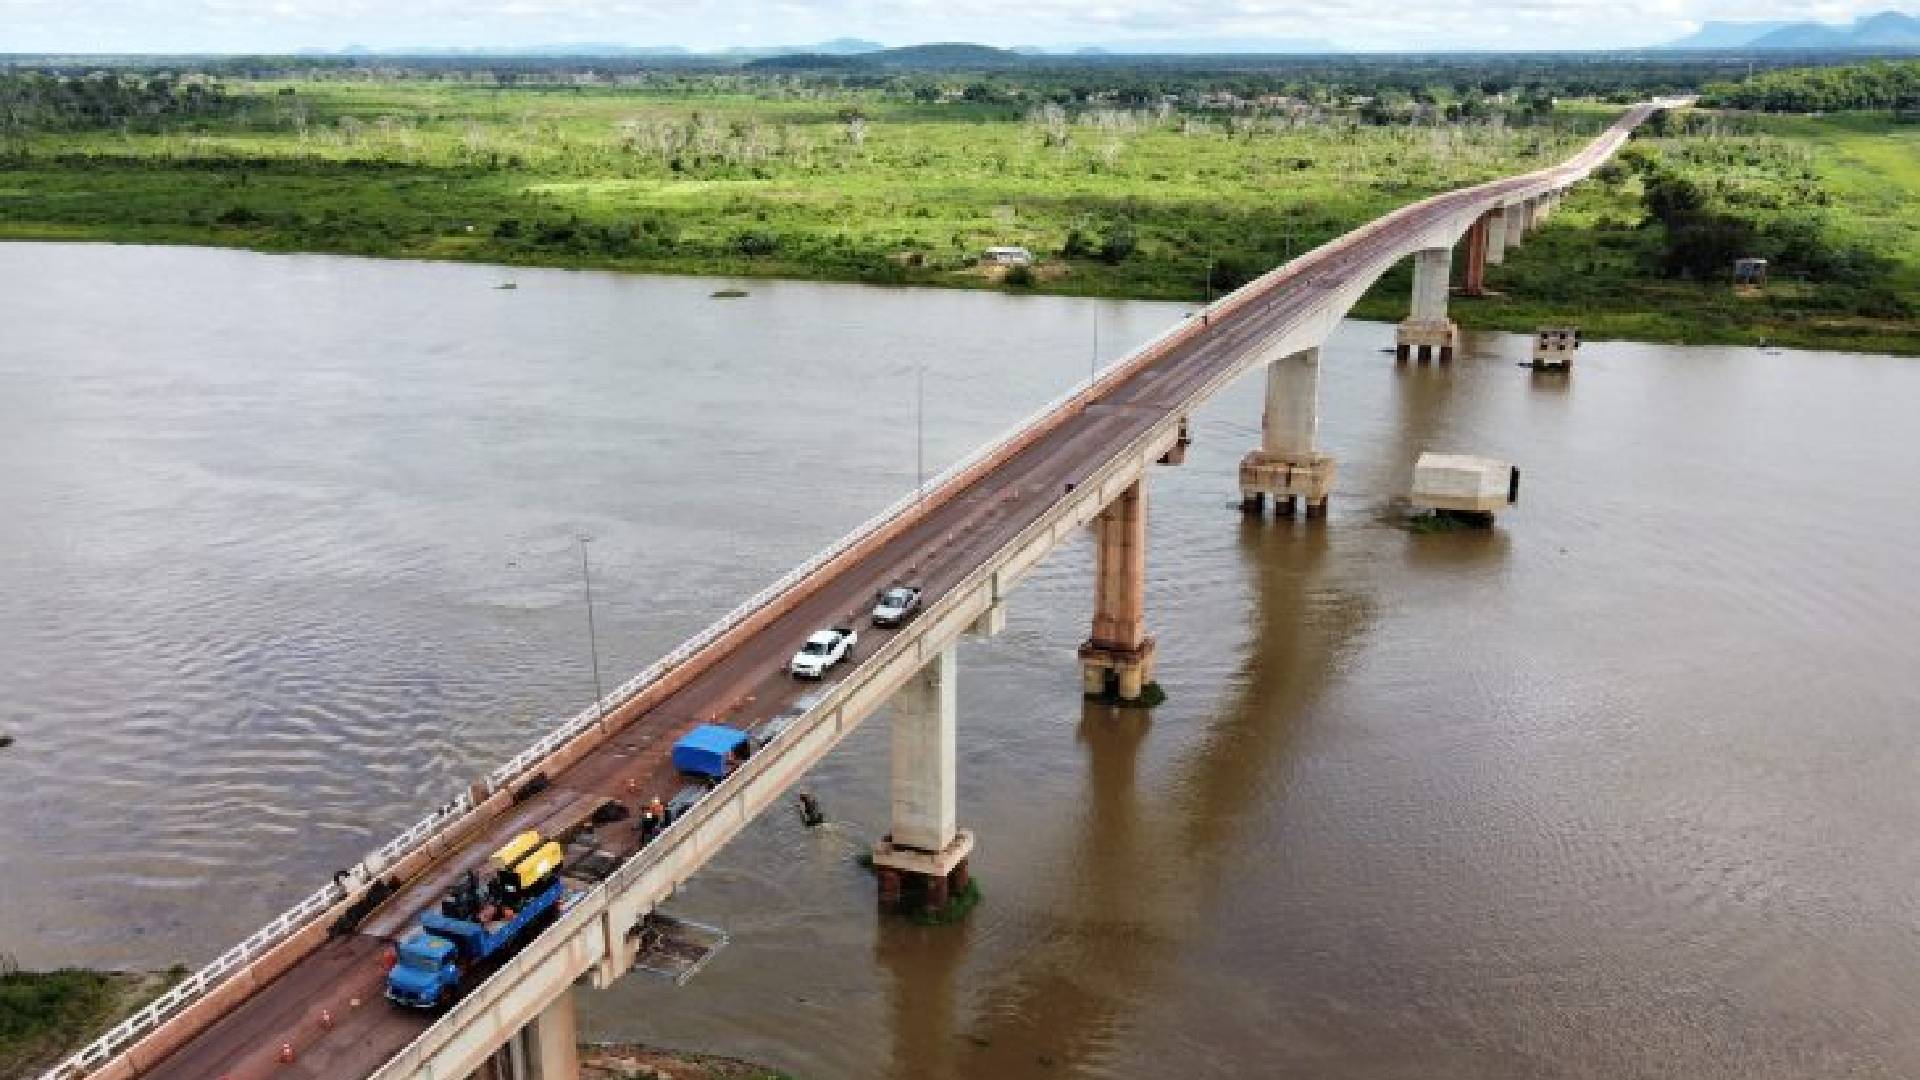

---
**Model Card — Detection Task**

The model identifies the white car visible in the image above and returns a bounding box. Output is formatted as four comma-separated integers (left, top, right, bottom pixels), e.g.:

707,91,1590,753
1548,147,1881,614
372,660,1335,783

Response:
790,628,857,679
870,585,923,628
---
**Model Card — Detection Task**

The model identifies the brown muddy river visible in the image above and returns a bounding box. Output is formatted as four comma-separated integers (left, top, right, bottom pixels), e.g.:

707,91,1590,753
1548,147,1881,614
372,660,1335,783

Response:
3,243,1917,1079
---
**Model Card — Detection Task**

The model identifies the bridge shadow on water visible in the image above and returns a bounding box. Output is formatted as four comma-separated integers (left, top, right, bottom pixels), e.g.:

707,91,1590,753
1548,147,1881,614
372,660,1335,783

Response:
873,518,1374,1079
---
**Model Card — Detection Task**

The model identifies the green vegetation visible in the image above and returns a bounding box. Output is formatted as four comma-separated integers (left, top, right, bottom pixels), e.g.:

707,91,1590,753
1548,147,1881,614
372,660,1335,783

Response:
910,879,983,926
1702,60,1920,113
0,59,1913,355
0,73,1599,299
0,966,183,1077
1374,108,1920,354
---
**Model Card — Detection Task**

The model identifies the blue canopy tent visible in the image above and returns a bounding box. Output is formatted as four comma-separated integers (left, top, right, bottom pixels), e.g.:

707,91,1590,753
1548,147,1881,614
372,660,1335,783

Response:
672,724,751,779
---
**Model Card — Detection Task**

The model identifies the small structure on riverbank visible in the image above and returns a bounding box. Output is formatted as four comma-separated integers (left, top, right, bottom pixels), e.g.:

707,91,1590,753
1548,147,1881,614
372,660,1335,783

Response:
1410,452,1519,525
1733,257,1768,286
980,245,1033,266
1530,326,1579,371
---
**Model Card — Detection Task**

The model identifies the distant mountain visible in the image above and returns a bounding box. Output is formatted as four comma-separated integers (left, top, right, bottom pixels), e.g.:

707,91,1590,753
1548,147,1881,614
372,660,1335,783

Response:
1750,11,1920,48
720,37,885,58
862,41,1030,68
811,37,885,55
1663,21,1797,49
1664,10,1920,49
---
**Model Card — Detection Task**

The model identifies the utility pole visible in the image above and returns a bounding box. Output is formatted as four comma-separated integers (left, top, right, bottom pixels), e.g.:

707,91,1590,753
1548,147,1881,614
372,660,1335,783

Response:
580,535,604,712
1205,257,1215,304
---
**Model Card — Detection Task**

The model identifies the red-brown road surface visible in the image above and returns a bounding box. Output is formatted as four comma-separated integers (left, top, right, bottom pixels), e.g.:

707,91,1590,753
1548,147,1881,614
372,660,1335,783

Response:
116,103,1664,1080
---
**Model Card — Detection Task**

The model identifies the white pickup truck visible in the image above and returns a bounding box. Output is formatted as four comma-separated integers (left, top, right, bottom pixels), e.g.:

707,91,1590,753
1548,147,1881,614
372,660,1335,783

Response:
789,627,857,679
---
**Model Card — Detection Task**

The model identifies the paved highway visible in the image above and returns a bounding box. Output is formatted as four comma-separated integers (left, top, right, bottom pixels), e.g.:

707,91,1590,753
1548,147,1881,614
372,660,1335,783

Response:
96,101,1665,1080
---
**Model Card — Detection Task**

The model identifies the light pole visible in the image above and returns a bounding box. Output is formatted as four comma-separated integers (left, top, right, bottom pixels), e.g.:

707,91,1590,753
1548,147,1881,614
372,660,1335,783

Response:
916,362,925,504
1205,257,1215,305
579,535,603,712
1090,302,1100,398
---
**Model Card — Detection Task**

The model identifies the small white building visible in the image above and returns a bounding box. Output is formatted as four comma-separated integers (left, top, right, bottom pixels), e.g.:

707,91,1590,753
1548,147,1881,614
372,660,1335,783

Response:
981,246,1034,266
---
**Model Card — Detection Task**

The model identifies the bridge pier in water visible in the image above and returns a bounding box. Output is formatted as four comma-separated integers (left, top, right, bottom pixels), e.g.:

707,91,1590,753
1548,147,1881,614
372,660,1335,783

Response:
1079,479,1157,703
1396,245,1459,363
872,643,975,915
471,986,581,1080
1239,346,1335,520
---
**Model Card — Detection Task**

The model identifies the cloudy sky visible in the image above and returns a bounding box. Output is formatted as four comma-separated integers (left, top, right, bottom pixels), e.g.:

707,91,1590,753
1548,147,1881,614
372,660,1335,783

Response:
3,0,1904,54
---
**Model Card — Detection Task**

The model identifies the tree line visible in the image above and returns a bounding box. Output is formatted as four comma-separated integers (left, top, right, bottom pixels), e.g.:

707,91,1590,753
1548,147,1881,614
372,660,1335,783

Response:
1702,60,1920,113
0,72,252,135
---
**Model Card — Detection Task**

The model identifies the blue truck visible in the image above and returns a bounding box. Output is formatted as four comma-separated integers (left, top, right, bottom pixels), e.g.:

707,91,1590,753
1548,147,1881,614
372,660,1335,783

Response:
385,830,567,1009
671,723,752,781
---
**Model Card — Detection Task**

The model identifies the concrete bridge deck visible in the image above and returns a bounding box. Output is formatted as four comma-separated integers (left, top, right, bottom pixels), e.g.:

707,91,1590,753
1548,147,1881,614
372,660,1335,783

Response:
50,99,1678,1080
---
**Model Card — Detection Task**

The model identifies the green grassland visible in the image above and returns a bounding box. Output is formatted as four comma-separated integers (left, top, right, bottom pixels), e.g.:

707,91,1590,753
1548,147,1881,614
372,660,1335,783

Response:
1,79,1913,353
0,968,182,1077
1384,110,1920,354
0,80,1596,296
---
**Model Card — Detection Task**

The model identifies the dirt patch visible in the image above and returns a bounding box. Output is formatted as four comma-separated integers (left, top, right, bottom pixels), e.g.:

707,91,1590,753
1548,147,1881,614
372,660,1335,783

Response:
582,1042,794,1080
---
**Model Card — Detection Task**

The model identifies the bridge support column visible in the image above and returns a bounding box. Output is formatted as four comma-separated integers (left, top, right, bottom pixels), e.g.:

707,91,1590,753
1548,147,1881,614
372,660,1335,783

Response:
1461,216,1490,297
1396,246,1459,364
472,987,581,1080
1504,200,1529,251
1485,206,1510,267
1079,479,1157,702
1239,347,1334,520
872,644,974,915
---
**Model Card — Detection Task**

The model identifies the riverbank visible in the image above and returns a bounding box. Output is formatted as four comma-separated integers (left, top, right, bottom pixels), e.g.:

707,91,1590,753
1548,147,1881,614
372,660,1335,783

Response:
3,74,1910,353
0,969,792,1080
582,1042,794,1080
0,968,182,1078
1376,110,1918,356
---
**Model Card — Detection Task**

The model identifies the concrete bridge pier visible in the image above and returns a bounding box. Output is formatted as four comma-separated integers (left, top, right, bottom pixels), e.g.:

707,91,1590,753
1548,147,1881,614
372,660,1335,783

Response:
470,987,581,1080
1239,347,1334,520
1461,215,1490,297
1396,246,1459,363
1484,205,1510,267
872,643,974,915
1504,199,1529,252
1079,479,1157,702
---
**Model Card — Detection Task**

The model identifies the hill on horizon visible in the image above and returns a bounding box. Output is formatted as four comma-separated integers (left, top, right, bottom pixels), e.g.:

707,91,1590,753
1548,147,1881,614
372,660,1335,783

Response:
1665,10,1920,49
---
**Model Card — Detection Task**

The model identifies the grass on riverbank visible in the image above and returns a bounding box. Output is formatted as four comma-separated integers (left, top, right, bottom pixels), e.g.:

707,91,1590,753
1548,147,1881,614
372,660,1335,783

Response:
1356,110,1920,354
0,968,182,1078
0,79,1593,300
1,80,1912,353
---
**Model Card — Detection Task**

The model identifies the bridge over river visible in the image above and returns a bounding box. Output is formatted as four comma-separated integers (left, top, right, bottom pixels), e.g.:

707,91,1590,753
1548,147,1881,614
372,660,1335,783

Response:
46,98,1683,1080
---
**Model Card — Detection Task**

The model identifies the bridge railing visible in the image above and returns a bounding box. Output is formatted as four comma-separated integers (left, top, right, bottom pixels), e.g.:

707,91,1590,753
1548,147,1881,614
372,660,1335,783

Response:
39,256,1208,1080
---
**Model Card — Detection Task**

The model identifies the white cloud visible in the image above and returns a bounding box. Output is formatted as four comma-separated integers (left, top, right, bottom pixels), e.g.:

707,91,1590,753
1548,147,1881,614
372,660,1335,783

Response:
2,0,1909,53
